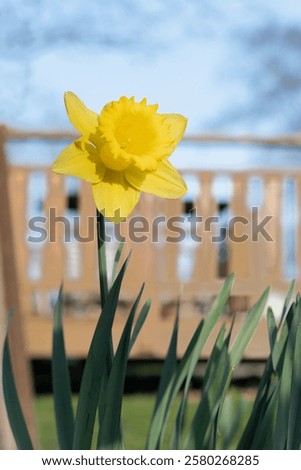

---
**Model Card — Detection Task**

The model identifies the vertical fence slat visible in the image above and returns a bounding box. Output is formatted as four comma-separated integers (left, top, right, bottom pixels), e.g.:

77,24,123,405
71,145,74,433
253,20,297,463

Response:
228,173,251,280
261,173,283,287
160,198,184,298
9,167,31,315
42,171,66,286
78,181,98,289
192,172,218,289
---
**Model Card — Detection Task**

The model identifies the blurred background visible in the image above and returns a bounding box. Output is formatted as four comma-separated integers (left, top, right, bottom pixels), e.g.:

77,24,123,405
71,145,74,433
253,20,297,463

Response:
2,1,301,148
1,0,301,448
2,0,301,372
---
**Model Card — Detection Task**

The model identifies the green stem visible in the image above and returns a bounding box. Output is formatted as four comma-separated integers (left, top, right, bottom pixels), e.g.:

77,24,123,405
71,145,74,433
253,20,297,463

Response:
95,210,115,445
96,210,109,309
96,211,113,363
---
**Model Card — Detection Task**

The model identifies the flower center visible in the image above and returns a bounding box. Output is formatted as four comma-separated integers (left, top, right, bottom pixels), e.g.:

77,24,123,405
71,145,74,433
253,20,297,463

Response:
98,97,163,172
114,113,158,156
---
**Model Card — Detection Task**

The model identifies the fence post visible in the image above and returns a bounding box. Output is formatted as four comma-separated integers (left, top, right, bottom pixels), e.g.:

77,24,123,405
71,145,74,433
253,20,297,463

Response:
0,126,36,448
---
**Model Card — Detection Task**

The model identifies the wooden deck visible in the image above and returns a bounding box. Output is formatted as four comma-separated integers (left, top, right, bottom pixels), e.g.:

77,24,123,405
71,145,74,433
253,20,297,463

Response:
3,127,301,360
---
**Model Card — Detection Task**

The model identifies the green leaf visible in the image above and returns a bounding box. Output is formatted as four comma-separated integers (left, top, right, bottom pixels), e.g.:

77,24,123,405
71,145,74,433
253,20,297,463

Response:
182,282,268,450
271,321,288,373
271,299,300,374
170,297,192,450
197,325,230,451
218,393,251,450
234,290,284,449
287,323,301,449
283,297,297,331
2,312,33,450
97,286,144,449
147,273,234,450
111,237,125,284
184,330,231,450
237,359,277,449
267,307,278,351
238,287,299,449
202,325,227,392
238,300,288,450
230,287,270,367
224,313,236,348
273,299,300,449
170,391,188,450
173,274,234,403
130,296,151,351
72,256,129,450
52,286,74,450
96,238,128,443
170,319,207,450
197,274,235,348
279,279,295,327
251,382,279,450
146,310,179,450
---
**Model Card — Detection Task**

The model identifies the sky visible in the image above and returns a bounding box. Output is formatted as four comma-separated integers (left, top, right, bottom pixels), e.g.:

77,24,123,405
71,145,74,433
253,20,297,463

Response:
2,0,301,170
1,1,300,128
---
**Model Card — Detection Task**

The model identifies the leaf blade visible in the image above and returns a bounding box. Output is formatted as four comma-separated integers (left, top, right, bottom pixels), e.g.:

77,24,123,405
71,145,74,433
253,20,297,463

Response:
52,286,74,450
2,312,33,450
72,256,129,450
97,287,144,449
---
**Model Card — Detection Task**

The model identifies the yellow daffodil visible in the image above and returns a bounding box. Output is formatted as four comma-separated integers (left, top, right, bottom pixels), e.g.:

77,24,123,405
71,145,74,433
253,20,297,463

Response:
52,92,188,222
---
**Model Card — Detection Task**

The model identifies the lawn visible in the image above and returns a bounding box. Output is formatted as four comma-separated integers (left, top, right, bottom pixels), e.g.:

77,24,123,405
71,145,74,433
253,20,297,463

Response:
34,390,252,450
34,394,195,449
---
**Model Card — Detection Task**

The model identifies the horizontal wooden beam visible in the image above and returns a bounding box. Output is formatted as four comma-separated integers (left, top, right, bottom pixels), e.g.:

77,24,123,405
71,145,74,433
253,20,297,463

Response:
2,125,301,147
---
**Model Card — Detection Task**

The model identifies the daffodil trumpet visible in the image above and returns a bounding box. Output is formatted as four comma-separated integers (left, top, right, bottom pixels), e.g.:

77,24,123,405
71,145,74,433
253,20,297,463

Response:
52,92,188,222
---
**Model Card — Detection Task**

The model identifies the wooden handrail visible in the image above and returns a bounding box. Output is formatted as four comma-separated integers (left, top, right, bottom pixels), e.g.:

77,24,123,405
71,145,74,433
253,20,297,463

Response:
183,132,301,147
2,124,301,147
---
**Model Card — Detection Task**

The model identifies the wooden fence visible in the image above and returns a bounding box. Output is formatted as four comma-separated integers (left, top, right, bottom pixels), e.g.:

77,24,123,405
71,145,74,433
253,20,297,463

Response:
4,126,301,360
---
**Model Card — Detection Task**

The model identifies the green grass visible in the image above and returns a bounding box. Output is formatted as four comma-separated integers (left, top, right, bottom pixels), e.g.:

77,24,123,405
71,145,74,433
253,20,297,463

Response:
34,390,252,450
34,394,59,450
34,393,197,450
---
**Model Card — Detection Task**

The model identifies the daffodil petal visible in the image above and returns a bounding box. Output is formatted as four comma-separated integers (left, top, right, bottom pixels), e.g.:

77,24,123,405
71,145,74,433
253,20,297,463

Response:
52,138,105,183
162,113,188,153
64,91,98,136
125,160,187,198
92,171,140,222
